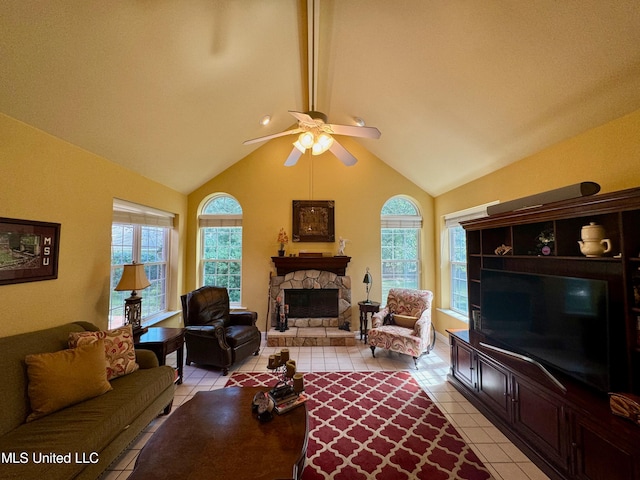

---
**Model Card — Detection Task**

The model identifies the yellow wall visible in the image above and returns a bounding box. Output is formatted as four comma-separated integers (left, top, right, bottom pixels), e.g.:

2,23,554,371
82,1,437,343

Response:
434,108,640,333
0,114,187,337
186,135,435,332
3,105,639,339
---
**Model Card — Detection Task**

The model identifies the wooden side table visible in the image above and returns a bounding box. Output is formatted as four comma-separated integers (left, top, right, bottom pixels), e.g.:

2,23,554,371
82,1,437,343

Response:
358,301,380,343
135,327,185,384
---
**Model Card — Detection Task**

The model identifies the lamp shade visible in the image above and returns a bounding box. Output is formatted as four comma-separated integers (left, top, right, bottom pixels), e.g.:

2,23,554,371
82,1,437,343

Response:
114,263,151,292
363,269,372,284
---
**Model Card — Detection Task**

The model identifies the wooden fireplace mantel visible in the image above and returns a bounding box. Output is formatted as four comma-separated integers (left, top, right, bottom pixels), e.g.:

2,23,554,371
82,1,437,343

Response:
271,256,351,276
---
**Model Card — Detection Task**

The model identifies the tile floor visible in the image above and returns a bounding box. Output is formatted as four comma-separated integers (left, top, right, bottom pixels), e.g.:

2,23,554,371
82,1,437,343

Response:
102,335,550,480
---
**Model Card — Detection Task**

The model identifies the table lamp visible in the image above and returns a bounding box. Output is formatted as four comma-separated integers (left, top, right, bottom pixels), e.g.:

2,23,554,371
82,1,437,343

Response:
114,262,151,335
363,267,372,304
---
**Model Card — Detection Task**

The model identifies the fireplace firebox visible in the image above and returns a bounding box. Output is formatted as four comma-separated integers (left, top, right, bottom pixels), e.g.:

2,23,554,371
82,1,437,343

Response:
286,289,339,318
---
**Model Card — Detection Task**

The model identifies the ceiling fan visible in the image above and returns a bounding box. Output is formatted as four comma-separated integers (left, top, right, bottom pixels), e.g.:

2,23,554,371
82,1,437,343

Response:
243,110,381,166
242,0,381,167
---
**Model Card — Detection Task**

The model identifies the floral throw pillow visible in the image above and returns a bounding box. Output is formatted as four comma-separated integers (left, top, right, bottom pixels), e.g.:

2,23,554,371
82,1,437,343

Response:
69,325,139,380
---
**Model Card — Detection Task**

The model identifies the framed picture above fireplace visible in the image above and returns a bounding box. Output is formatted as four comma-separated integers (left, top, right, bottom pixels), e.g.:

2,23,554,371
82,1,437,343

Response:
292,200,335,242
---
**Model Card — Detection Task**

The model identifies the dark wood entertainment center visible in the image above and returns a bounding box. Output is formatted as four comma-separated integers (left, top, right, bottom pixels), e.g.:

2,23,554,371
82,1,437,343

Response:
447,186,640,480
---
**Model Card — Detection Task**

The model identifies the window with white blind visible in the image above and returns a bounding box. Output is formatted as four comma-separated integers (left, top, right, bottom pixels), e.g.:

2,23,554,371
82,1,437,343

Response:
443,202,497,317
199,194,242,305
109,200,174,328
380,196,422,302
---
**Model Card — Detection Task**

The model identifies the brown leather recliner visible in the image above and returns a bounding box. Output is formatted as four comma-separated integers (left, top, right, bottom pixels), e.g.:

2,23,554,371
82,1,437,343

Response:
181,286,261,375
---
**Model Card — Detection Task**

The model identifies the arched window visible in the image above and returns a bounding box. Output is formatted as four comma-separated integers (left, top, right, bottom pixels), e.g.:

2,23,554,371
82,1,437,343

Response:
199,194,243,304
380,196,422,302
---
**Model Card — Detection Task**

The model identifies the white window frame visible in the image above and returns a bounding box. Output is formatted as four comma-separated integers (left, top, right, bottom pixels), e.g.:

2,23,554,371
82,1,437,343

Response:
109,199,174,329
380,197,423,303
198,194,243,306
448,224,468,316
443,202,497,319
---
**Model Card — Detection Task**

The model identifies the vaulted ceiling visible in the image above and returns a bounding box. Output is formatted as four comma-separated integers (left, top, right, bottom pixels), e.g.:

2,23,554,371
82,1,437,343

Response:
2,1,640,196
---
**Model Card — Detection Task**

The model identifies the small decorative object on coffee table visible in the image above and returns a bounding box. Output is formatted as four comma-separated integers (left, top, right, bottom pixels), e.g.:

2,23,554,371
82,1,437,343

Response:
252,391,275,422
267,348,306,414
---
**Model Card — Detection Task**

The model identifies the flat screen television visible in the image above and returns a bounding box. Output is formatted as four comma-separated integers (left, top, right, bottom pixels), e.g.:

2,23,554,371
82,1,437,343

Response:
479,269,610,392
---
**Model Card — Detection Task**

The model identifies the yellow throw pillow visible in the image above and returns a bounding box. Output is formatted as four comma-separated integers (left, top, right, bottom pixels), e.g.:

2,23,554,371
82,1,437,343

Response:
69,325,139,380
25,340,112,422
393,314,419,329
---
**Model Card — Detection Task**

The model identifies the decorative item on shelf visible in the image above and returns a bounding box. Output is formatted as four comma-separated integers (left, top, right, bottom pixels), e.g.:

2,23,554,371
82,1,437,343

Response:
471,310,481,330
363,267,373,304
277,227,289,256
535,227,555,256
267,349,306,414
578,222,612,257
633,270,640,307
114,262,151,335
494,244,512,256
609,392,640,426
336,236,348,256
252,390,275,422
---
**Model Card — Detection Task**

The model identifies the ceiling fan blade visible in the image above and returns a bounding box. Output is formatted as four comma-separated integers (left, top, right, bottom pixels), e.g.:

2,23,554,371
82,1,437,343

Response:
329,140,357,166
326,123,381,139
243,128,303,145
288,110,316,125
284,146,304,166
289,111,312,121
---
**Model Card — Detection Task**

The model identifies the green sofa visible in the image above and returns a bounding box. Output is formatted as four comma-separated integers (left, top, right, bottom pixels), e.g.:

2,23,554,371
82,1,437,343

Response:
0,322,176,480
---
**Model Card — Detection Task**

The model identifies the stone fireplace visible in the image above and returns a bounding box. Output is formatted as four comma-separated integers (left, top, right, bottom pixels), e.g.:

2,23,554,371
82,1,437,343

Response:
267,256,354,346
269,270,351,328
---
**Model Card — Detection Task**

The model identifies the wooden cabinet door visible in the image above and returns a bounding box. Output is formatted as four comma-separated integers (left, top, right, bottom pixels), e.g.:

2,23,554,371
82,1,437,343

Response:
571,413,639,480
451,336,476,390
512,375,568,473
476,354,510,421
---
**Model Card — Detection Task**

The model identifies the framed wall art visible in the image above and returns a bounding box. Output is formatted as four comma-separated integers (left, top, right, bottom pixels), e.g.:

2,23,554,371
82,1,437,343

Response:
0,217,60,285
292,200,335,242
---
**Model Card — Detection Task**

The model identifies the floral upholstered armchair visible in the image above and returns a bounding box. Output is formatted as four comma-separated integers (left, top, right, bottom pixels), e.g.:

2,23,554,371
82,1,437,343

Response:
368,288,435,368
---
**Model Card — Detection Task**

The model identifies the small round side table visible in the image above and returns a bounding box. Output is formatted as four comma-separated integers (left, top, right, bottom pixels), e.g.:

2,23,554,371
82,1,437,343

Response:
358,301,380,343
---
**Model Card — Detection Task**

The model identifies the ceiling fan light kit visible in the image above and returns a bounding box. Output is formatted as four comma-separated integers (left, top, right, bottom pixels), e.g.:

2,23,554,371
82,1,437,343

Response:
243,109,380,167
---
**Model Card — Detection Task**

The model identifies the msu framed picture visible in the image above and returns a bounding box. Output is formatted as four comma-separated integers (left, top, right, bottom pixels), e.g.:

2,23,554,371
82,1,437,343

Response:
0,217,60,285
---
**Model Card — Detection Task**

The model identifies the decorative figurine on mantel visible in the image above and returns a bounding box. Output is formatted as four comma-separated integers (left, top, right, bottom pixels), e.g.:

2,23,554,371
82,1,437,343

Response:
277,228,289,257
337,236,348,256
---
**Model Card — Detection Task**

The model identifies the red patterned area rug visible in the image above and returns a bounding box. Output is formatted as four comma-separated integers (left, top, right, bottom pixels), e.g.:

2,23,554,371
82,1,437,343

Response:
226,371,492,480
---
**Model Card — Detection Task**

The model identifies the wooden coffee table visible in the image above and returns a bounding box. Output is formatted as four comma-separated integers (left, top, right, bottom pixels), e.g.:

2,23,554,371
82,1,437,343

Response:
129,387,308,480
